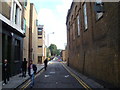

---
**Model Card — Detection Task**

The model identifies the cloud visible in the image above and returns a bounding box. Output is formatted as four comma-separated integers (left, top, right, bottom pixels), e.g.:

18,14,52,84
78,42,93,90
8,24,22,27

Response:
37,0,72,49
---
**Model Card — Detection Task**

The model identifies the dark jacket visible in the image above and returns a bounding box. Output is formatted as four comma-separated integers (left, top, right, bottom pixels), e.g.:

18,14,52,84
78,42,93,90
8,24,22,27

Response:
28,64,37,76
21,61,27,70
2,63,9,74
44,59,48,65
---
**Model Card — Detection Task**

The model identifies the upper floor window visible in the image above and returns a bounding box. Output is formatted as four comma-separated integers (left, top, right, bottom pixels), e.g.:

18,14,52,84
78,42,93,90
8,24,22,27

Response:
38,37,42,39
15,5,19,24
83,3,88,30
77,15,80,36
73,23,75,40
23,18,26,33
38,31,42,35
24,0,27,8
36,19,38,26
12,1,22,26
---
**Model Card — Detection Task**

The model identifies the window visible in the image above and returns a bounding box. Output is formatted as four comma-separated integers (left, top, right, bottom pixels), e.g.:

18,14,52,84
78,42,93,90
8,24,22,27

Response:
12,1,22,26
77,15,80,36
38,31,42,35
73,23,75,40
36,19,38,26
95,0,104,20
24,0,27,8
83,3,88,30
38,46,42,48
38,37,42,39
23,18,26,33
15,5,18,24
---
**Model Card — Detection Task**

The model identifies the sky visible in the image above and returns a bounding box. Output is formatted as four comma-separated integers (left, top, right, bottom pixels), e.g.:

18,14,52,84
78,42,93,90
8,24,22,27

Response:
30,0,72,49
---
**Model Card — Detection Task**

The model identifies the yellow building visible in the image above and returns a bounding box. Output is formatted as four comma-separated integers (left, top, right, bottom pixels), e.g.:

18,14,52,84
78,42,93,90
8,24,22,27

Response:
22,0,30,63
29,3,38,64
37,25,46,63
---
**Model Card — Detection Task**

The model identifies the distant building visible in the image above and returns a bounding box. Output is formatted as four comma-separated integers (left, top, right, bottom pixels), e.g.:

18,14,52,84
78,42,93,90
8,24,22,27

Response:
66,2,120,87
29,3,38,64
65,45,68,65
0,0,24,76
61,50,66,61
37,25,46,63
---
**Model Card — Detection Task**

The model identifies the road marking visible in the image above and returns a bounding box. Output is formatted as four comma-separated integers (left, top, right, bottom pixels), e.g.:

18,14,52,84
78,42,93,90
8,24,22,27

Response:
64,75,69,78
21,69,44,89
49,72,55,74
62,63,92,90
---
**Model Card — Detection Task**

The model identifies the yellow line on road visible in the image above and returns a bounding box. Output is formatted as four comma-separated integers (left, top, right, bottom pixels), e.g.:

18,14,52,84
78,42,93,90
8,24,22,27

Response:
62,63,92,90
21,69,44,89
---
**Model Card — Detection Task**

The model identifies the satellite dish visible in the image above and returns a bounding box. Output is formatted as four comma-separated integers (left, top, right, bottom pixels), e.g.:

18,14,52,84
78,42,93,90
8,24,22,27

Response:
94,3,104,13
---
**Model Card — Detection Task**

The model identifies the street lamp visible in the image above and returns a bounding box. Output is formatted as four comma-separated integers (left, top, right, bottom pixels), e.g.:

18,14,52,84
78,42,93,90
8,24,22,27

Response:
47,32,54,47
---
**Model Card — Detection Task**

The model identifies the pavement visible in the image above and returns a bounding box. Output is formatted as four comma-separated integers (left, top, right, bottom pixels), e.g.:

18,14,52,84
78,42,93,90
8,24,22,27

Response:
2,64,44,89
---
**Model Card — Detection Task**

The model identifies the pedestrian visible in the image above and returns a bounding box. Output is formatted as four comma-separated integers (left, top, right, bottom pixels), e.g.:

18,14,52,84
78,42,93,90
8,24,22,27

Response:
44,58,48,71
28,60,37,88
2,59,10,85
21,58,27,77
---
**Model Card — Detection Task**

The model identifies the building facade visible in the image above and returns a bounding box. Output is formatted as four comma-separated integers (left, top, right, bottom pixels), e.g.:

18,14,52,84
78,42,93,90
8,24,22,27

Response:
22,0,30,64
61,50,66,61
66,2,120,87
37,25,46,63
29,3,38,64
0,0,24,76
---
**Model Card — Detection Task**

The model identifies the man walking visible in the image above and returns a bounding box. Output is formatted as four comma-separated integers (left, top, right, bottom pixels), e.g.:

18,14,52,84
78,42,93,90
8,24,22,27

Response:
2,59,10,85
44,58,48,71
21,58,27,77
28,60,37,88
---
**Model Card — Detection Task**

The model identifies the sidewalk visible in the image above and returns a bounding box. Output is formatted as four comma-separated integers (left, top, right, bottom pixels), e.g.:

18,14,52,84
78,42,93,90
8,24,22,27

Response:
62,62,105,89
2,64,44,89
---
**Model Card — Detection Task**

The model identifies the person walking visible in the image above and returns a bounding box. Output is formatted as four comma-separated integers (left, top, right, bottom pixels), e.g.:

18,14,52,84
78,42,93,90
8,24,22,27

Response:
28,60,37,88
44,58,48,71
21,58,27,77
2,59,10,85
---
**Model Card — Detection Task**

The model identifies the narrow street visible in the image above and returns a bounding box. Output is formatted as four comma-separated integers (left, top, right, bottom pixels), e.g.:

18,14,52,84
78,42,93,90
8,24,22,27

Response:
21,60,89,89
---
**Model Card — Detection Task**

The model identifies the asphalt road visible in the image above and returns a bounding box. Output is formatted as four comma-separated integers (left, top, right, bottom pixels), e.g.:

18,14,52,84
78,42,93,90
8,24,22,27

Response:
25,60,84,88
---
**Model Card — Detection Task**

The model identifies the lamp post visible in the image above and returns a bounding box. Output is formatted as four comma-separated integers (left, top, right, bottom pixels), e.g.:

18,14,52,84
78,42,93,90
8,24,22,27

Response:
47,32,54,47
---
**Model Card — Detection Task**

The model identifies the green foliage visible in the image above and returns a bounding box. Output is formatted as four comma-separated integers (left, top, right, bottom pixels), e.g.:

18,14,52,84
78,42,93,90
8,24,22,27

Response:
49,44,57,56
46,48,51,57
56,49,61,56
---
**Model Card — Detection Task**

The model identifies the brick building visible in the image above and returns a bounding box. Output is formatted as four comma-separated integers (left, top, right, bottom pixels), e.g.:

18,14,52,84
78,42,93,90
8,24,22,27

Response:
61,50,66,61
66,2,120,87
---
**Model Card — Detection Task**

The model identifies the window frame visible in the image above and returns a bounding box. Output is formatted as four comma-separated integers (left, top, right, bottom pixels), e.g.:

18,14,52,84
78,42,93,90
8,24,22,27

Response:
83,3,88,31
24,0,27,8
23,18,26,33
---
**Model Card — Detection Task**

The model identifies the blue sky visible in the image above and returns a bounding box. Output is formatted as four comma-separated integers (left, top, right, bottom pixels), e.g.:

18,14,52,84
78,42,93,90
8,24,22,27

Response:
30,0,72,49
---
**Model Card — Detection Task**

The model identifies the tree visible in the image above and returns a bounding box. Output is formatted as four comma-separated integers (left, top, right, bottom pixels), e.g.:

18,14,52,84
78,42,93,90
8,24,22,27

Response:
49,44,57,56
56,49,62,56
